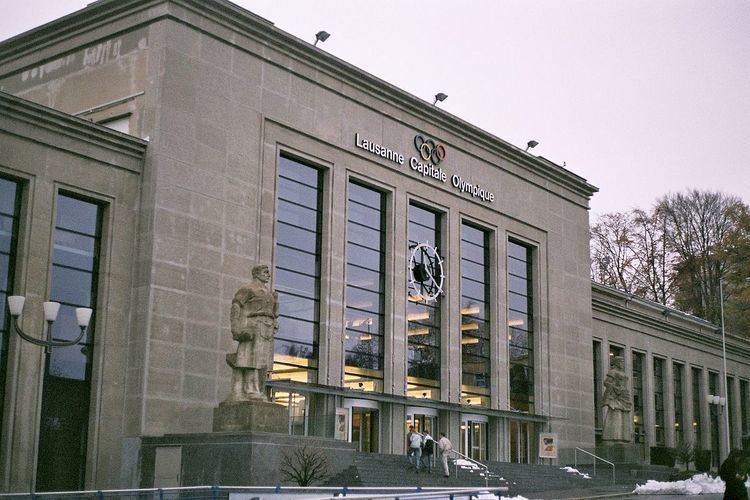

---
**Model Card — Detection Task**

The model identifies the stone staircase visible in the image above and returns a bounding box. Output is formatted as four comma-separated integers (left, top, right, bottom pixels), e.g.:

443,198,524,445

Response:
322,452,656,495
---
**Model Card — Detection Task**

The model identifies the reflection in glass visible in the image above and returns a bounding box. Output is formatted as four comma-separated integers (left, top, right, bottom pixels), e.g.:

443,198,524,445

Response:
37,193,101,491
461,223,490,407
273,156,322,382
407,204,440,399
508,241,533,412
0,177,20,458
345,181,385,392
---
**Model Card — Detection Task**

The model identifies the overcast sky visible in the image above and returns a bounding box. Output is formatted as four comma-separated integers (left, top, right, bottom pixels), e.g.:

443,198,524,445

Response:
2,0,748,218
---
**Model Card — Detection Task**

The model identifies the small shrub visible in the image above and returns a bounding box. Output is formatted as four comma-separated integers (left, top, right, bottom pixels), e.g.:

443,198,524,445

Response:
674,440,695,470
279,445,331,486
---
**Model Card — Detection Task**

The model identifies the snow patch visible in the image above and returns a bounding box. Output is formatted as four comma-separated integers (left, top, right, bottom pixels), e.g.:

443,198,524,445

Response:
559,466,591,479
634,473,726,495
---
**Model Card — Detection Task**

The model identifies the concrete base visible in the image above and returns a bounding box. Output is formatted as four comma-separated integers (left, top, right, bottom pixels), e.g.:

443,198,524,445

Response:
213,400,288,432
595,443,643,463
140,431,356,487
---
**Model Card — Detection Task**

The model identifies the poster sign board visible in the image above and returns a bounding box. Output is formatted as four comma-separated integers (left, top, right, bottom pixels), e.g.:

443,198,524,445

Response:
335,408,348,441
539,433,558,459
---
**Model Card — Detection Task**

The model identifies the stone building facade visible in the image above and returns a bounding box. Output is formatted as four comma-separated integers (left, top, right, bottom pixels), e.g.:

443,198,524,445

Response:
0,0,747,492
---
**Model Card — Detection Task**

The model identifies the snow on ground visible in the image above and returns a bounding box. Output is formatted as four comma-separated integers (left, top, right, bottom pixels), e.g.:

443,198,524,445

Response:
633,473,733,495
559,466,591,479
473,492,528,500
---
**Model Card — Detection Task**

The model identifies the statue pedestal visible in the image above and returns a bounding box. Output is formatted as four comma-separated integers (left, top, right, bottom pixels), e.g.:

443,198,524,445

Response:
595,443,643,463
213,400,287,433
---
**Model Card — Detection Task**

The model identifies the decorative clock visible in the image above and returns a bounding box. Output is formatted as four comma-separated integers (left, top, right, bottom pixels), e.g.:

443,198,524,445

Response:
408,241,445,302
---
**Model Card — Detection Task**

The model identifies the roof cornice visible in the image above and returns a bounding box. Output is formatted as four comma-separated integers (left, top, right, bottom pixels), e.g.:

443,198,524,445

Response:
0,0,598,202
0,91,148,169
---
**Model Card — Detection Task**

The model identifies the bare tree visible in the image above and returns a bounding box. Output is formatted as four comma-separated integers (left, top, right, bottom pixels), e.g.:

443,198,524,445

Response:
656,190,746,324
279,445,331,486
590,212,638,292
629,209,676,305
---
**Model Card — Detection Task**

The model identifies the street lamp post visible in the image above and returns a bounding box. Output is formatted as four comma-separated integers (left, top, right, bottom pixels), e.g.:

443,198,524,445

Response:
719,279,730,457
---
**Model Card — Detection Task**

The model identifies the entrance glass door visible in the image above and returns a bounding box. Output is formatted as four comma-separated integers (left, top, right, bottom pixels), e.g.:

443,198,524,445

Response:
510,420,530,463
352,408,379,452
460,416,487,461
406,413,438,435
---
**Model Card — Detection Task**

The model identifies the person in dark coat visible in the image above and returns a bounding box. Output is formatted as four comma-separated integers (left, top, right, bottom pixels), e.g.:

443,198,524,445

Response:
719,449,749,500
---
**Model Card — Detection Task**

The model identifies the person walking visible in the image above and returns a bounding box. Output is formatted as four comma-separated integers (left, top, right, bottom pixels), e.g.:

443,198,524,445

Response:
437,431,453,477
408,427,423,472
421,430,435,473
719,449,749,500
406,426,418,468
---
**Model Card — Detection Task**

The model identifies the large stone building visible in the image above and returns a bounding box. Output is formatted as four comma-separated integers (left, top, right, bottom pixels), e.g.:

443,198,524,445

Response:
0,0,747,492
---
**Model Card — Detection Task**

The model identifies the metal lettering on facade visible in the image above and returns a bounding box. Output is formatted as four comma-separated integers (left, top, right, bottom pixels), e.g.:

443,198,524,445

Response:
354,132,495,203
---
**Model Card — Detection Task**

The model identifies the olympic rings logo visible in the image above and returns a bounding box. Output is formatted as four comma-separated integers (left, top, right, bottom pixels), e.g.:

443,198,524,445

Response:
414,134,447,165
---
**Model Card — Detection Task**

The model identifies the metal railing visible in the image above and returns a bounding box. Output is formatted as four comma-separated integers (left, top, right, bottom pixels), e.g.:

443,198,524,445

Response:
0,485,509,500
573,447,616,485
447,448,497,488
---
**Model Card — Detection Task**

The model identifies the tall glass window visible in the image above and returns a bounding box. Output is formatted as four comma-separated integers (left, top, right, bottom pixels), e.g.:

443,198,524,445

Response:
460,223,490,407
593,341,602,429
632,351,644,443
609,345,624,367
709,371,720,465
36,194,102,491
673,362,684,444
273,155,322,383
691,367,703,445
344,181,385,392
406,203,441,399
508,241,533,412
727,376,735,446
653,357,665,445
0,177,21,454
741,380,749,440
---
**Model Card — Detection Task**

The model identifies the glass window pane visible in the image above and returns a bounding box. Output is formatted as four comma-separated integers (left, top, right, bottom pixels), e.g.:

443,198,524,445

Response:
56,196,98,235
277,199,319,228
508,291,528,313
277,222,318,254
277,178,319,207
345,310,381,334
508,257,527,278
0,215,14,252
0,179,18,215
346,243,381,272
277,316,316,344
348,182,382,209
346,265,381,291
461,260,486,283
508,275,528,295
345,351,381,370
275,268,318,299
275,246,319,277
346,286,381,314
47,344,89,380
508,242,528,261
274,339,316,360
461,278,486,303
50,267,93,307
347,222,382,252
53,231,96,271
0,254,8,290
278,292,317,322
279,156,320,187
348,202,381,228
409,205,437,229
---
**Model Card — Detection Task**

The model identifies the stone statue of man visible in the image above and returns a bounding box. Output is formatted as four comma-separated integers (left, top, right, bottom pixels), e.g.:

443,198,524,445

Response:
601,356,633,443
225,264,279,402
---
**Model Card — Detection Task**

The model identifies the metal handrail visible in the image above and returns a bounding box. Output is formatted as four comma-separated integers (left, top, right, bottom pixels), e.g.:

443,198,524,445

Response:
574,447,616,484
445,446,494,487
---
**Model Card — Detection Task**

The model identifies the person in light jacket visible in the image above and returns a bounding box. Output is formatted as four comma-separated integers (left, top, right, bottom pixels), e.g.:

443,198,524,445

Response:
437,431,453,477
